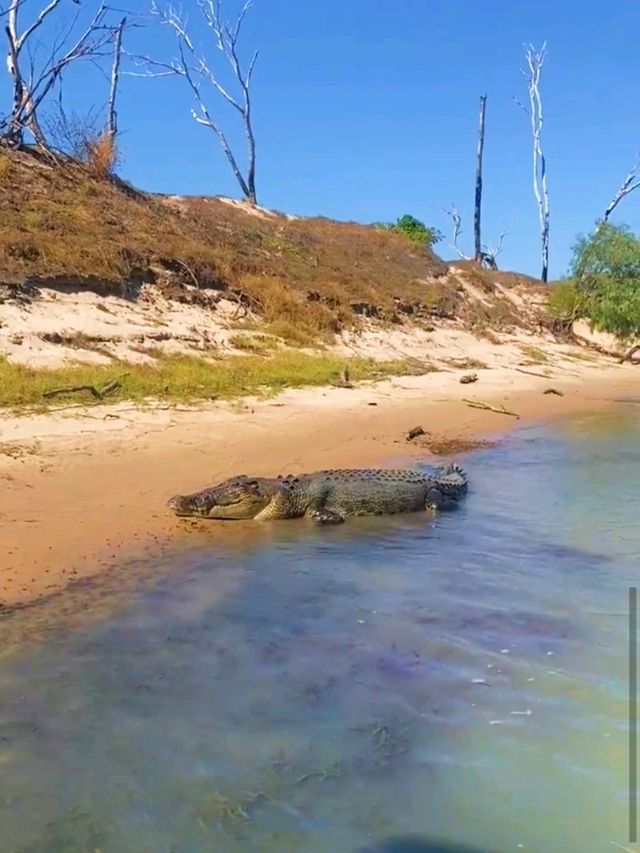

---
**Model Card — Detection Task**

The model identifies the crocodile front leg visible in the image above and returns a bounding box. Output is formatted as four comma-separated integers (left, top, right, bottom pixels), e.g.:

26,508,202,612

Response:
307,508,345,525
425,487,445,512
304,482,345,524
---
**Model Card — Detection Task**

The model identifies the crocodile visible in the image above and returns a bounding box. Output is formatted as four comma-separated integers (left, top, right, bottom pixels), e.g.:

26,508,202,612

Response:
167,464,468,524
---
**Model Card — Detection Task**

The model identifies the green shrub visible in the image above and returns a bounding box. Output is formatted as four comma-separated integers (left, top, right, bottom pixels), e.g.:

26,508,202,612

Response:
548,279,580,322
376,214,443,249
568,223,640,339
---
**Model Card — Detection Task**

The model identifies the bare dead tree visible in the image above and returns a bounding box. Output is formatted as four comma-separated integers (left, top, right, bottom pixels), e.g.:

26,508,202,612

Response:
480,224,508,270
443,205,471,261
603,151,640,221
474,94,487,263
136,0,258,203
2,0,117,148
444,204,508,269
107,16,126,140
518,44,550,282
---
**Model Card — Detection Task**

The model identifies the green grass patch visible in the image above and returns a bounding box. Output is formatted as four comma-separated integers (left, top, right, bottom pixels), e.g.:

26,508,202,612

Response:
228,333,279,354
0,353,410,409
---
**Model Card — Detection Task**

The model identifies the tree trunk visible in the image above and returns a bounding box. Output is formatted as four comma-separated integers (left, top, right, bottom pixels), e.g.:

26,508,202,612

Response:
523,46,550,283
245,131,256,204
474,95,487,263
107,17,126,140
541,206,549,282
5,24,24,146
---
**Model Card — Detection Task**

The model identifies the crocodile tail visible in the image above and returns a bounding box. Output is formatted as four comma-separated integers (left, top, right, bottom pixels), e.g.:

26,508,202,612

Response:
433,463,468,497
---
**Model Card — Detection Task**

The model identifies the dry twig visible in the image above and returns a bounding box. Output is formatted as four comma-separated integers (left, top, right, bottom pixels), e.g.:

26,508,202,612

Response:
514,367,550,378
463,398,520,418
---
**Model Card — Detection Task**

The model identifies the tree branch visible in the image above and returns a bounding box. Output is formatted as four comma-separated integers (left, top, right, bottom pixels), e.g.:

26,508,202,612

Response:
16,0,65,53
480,224,509,269
24,7,113,125
603,152,640,221
3,0,119,147
145,0,259,202
443,205,471,260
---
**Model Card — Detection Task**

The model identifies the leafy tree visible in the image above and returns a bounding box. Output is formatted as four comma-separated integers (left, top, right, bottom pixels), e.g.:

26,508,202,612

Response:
563,223,640,339
376,215,443,249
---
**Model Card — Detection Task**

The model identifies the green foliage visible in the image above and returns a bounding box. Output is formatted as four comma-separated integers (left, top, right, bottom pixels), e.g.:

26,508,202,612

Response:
567,223,640,339
376,214,443,249
548,279,580,322
0,353,411,409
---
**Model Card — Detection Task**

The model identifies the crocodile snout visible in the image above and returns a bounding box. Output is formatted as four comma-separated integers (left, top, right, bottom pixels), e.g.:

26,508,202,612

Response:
167,494,186,514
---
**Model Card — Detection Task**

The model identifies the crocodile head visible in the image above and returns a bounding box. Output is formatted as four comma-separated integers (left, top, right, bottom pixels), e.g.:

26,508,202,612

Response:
167,476,278,520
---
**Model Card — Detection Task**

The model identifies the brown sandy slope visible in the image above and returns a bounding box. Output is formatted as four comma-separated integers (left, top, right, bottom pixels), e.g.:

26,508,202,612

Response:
0,147,556,366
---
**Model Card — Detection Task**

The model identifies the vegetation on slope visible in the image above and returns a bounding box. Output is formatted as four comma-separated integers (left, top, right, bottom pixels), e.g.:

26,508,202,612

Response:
0,148,557,414
0,149,449,341
0,148,548,355
550,223,640,339
375,215,444,249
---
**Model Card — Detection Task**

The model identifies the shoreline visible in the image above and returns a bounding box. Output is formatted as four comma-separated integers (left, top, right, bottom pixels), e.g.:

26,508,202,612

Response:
0,357,637,611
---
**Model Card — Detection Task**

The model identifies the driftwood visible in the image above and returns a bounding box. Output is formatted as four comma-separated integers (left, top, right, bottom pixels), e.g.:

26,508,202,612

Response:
42,376,126,400
514,366,550,378
43,384,103,400
618,344,640,364
463,398,520,419
406,426,425,441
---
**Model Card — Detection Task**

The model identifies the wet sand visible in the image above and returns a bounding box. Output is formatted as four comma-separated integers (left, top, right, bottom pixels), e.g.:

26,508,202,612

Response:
0,358,637,610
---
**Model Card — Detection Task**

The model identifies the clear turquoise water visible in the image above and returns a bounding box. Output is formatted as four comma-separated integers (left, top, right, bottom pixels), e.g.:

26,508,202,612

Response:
0,409,637,853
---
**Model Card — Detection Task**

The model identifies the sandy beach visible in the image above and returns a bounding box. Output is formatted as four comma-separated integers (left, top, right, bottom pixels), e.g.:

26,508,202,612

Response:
0,351,637,612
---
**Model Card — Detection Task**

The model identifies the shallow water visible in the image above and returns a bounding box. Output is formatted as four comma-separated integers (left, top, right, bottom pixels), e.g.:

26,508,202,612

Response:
0,410,638,853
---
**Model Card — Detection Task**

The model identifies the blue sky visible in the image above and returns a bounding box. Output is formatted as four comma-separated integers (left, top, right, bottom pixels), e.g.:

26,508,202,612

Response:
8,0,640,277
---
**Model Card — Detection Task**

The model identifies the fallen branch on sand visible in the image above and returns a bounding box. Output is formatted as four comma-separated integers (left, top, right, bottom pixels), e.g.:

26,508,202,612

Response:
406,425,426,441
43,384,103,400
42,376,127,401
514,367,550,378
463,398,520,418
618,344,640,364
